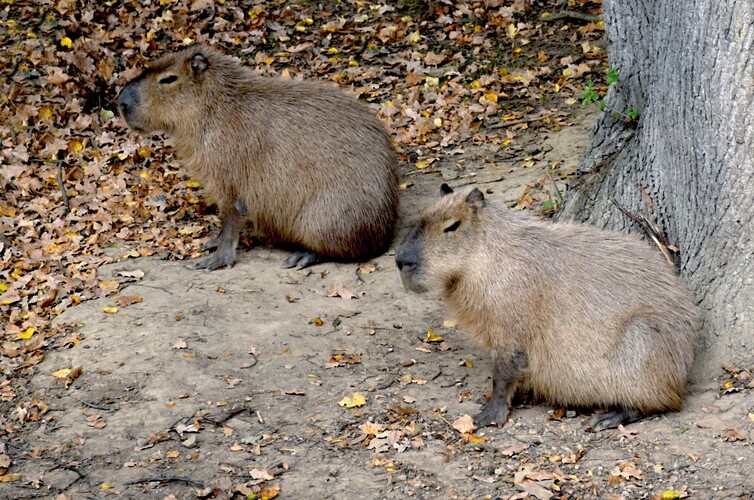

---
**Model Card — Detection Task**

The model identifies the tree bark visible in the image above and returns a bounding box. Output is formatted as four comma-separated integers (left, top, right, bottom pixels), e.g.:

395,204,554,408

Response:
559,0,754,379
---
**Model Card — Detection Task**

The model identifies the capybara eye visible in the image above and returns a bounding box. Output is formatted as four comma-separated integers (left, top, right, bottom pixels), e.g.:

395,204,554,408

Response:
159,75,178,84
443,220,461,233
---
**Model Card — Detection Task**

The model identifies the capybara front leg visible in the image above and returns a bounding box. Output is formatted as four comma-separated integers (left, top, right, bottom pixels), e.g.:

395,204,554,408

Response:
192,201,245,271
474,350,524,428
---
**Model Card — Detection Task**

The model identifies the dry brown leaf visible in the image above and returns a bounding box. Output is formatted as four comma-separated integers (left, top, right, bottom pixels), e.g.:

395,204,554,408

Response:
112,295,143,307
327,282,362,299
452,415,476,434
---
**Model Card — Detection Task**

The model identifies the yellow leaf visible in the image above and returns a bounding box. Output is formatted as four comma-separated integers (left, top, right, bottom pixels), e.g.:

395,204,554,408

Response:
71,295,81,305
182,37,193,45
424,76,439,87
415,158,435,169
52,368,72,378
506,23,518,39
463,432,488,443
101,483,113,489
399,181,413,190
0,282,7,293
0,473,22,482
313,317,324,326
425,328,444,343
68,139,83,152
260,485,281,500
166,450,180,458
339,392,366,408
408,30,422,43
186,180,203,189
562,67,574,78
102,306,118,314
60,36,73,48
661,490,681,500
19,327,35,340
38,105,53,119
166,401,176,407
564,98,577,105
326,48,339,54
483,92,498,103
140,172,150,179
723,380,734,390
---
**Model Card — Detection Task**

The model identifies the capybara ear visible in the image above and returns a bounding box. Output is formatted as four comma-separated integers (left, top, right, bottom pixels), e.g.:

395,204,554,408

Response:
465,188,485,210
188,53,209,77
440,183,454,197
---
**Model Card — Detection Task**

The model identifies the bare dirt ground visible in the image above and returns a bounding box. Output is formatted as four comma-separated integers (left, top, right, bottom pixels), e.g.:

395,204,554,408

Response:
7,109,754,500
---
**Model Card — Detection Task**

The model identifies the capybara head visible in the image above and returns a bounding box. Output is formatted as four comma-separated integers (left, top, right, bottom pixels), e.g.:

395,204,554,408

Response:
118,45,240,135
395,184,485,293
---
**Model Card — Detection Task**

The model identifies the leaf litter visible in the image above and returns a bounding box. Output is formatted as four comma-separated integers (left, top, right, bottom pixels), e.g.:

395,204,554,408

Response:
1,0,751,498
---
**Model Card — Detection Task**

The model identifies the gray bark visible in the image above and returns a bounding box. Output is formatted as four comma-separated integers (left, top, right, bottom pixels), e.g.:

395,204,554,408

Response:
559,0,754,379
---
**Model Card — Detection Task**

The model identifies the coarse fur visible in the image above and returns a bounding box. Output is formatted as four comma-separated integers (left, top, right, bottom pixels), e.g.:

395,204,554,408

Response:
395,185,698,431
118,45,399,270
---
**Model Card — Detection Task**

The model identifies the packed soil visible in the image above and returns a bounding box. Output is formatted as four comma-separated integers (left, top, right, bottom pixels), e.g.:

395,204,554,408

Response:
4,108,752,500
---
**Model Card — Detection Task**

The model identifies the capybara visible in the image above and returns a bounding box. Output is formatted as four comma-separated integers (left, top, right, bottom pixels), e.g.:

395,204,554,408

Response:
118,45,399,270
395,184,698,431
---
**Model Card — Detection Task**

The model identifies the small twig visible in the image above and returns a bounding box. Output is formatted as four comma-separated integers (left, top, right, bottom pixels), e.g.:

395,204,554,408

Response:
404,166,442,176
542,10,602,23
610,198,676,270
82,401,112,411
124,476,204,487
56,162,70,214
489,111,555,130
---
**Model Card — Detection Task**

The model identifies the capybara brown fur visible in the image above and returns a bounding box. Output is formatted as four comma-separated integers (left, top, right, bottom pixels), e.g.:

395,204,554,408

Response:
395,184,698,431
118,45,399,270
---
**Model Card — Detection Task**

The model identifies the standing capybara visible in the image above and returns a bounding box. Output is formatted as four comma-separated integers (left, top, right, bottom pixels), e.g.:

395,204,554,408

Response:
395,184,698,431
118,45,399,270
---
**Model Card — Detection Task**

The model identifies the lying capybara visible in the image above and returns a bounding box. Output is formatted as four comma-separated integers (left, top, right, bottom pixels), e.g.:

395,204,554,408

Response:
118,45,399,270
395,184,698,431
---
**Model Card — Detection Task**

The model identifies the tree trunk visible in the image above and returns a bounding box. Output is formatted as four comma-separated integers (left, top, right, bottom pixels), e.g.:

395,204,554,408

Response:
559,0,754,379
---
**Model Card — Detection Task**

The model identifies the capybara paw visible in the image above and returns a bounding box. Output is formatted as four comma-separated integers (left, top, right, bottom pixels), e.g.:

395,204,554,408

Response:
190,250,235,271
473,401,507,428
585,408,642,432
282,251,318,269
200,237,220,252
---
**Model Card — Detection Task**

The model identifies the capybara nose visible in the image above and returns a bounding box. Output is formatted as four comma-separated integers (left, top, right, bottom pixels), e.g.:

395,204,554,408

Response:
118,84,138,116
395,255,417,273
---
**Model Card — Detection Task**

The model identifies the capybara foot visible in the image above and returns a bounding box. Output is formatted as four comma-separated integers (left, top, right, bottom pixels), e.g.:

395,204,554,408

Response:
200,236,220,252
585,408,643,432
282,251,318,269
190,247,236,271
474,398,508,428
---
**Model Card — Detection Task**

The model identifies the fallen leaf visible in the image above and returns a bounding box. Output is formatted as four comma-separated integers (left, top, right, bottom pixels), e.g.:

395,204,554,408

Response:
250,468,275,480
425,328,444,343
452,415,476,434
113,295,143,307
721,428,746,442
339,392,366,408
327,282,362,299
500,442,529,456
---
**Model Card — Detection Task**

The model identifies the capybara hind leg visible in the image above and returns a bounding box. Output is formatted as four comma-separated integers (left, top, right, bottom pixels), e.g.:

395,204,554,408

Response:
474,351,523,428
586,408,643,432
282,251,318,269
192,203,242,270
